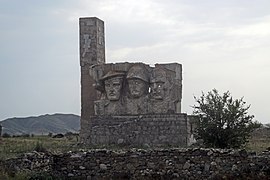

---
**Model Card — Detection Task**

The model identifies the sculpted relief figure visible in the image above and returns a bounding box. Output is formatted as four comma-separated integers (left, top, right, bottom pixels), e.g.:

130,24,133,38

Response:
126,64,149,114
103,71,124,101
92,63,182,115
94,71,126,115
149,67,175,114
150,67,167,100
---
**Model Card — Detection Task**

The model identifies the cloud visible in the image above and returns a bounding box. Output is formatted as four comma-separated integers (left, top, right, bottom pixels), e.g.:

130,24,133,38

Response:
228,15,270,37
1,0,270,123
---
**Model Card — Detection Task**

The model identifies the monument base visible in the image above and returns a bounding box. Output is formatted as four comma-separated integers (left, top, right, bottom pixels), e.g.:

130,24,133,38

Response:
81,114,192,147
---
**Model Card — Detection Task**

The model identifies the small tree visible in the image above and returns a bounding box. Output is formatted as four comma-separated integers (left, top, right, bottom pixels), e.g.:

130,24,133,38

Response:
193,89,260,148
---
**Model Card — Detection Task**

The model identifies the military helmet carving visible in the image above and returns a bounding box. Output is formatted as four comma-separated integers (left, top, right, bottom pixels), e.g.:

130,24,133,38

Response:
126,64,149,82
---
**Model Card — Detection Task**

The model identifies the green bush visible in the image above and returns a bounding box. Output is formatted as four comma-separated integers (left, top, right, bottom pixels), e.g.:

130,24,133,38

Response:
193,89,261,148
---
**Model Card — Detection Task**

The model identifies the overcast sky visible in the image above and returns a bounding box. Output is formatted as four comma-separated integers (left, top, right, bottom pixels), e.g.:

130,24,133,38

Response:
0,0,269,124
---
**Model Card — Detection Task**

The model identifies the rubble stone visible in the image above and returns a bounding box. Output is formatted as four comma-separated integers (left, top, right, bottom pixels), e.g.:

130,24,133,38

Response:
2,149,267,179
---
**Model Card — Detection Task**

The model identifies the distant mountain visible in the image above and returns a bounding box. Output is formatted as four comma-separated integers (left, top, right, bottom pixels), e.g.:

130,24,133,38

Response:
0,113,80,135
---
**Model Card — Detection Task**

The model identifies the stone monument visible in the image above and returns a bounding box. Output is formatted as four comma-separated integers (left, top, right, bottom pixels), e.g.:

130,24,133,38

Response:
80,17,193,147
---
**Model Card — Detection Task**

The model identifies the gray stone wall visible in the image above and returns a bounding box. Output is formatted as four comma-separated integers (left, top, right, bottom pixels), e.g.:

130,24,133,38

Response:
3,149,270,179
82,114,188,147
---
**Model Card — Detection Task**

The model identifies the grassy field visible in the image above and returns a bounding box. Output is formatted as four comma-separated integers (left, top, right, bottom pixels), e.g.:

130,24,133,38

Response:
0,134,269,160
0,135,79,160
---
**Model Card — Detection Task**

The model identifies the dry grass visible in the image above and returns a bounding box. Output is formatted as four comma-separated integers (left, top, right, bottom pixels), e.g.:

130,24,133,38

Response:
0,134,269,160
246,136,270,153
0,135,79,160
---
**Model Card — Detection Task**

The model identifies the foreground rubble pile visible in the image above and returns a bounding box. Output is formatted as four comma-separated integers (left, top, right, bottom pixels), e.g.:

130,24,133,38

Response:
1,148,270,179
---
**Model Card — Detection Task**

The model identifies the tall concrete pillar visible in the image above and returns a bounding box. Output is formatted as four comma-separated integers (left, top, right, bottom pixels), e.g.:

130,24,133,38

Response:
79,17,105,141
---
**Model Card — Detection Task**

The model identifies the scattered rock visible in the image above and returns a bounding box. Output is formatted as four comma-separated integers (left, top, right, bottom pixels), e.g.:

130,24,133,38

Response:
183,161,191,169
143,143,150,148
239,149,248,157
147,162,155,169
207,150,213,156
79,166,86,170
68,173,74,177
100,163,107,170
204,163,210,172
117,138,124,144
70,153,82,158
172,173,179,178
232,164,238,171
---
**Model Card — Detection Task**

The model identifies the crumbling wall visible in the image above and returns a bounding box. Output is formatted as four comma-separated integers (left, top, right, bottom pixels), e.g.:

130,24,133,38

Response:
2,149,270,179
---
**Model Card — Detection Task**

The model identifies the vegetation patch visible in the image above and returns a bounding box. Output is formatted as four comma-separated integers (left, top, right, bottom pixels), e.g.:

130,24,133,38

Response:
0,133,79,160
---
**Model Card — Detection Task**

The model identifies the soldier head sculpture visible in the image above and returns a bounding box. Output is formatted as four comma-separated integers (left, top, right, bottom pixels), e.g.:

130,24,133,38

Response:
101,71,125,101
150,67,167,100
92,63,181,115
126,64,149,99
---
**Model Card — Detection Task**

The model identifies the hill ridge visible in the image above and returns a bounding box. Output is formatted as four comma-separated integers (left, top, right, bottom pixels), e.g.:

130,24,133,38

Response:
0,113,80,135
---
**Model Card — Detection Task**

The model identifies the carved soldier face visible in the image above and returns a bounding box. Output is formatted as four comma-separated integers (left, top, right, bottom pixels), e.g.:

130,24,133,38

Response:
128,78,148,98
150,81,165,100
150,68,167,100
104,77,123,101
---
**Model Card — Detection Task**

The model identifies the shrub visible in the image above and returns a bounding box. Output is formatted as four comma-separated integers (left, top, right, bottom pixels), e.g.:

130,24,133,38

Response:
193,89,261,148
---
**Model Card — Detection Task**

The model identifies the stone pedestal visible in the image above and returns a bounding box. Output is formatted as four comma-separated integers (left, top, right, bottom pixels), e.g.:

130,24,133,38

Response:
84,114,189,147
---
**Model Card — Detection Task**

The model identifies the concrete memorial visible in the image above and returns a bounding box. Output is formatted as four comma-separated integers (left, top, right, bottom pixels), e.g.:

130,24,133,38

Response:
80,17,194,147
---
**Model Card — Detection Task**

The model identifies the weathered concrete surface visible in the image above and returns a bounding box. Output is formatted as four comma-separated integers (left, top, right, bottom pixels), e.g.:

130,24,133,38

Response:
80,17,105,117
83,114,189,147
91,62,182,115
81,62,186,147
79,17,105,143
